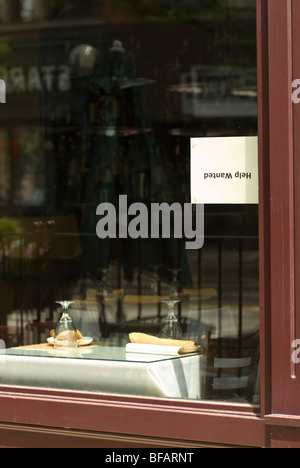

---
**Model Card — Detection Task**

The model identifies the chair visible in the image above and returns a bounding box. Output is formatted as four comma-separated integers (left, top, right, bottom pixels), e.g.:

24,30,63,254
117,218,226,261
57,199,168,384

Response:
203,330,260,402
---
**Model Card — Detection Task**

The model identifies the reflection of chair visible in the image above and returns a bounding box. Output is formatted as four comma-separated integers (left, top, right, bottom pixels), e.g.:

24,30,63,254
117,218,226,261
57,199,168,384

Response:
186,304,237,341
0,280,13,326
99,294,166,337
26,320,56,344
0,325,19,348
99,294,189,337
70,294,102,340
183,288,217,300
123,294,168,323
98,289,125,337
124,294,195,335
204,330,260,402
123,295,169,305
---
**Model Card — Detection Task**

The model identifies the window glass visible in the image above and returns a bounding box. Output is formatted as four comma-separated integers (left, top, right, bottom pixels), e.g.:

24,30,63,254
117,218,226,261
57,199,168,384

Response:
0,0,259,405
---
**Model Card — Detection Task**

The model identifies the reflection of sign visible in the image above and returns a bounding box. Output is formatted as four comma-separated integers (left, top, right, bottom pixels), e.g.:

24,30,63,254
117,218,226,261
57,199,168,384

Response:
169,66,257,118
191,136,258,204
3,65,71,93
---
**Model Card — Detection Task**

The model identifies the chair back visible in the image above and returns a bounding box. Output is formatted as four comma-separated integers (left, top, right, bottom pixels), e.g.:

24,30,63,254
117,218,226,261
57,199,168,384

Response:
204,330,260,402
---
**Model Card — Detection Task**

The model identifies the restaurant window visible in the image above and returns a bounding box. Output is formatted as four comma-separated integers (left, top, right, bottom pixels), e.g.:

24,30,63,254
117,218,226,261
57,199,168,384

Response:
0,0,259,405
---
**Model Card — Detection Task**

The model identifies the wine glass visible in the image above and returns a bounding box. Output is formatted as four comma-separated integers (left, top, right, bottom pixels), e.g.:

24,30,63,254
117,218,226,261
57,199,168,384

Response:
159,299,183,339
54,301,78,350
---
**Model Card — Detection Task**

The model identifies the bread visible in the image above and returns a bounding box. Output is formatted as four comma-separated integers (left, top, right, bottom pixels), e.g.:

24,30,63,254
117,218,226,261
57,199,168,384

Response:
129,332,198,348
55,330,77,341
50,329,83,340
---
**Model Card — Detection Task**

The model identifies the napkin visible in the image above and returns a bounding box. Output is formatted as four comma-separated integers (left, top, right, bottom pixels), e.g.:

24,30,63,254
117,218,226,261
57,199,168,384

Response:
129,332,198,348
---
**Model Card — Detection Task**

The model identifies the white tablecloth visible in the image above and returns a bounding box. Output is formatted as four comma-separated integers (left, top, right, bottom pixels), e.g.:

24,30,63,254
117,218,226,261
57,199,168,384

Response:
0,346,203,399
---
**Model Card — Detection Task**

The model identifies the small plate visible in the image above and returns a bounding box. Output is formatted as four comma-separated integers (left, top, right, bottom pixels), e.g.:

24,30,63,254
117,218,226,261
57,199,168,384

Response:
47,337,94,347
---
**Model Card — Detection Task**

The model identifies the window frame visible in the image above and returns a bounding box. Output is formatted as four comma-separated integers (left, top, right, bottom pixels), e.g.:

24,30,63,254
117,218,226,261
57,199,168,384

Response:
1,0,299,448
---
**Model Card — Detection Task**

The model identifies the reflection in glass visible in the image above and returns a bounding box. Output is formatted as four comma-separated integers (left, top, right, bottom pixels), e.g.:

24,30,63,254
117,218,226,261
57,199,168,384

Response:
54,301,77,350
149,265,161,296
97,268,110,297
0,0,259,404
160,299,182,340
168,269,182,300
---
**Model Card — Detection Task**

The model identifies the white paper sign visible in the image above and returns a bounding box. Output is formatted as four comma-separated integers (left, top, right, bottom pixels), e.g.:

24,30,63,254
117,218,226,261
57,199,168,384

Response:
191,136,258,204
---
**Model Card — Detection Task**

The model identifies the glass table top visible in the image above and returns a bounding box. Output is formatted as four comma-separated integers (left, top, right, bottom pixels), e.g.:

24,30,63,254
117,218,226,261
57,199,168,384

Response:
0,345,198,363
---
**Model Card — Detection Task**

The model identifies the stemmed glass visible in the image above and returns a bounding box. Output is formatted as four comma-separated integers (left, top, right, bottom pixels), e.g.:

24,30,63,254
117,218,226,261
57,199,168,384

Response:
159,299,183,339
54,301,78,350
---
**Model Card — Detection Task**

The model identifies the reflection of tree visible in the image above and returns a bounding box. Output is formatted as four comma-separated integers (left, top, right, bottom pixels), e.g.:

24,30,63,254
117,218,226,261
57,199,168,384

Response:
13,130,45,207
0,36,11,78
94,1,256,68
18,130,44,175
0,217,22,253
95,0,173,19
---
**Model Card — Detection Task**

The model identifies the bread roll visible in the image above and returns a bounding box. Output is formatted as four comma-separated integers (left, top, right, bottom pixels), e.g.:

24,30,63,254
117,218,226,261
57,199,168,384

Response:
50,329,83,340
129,332,198,348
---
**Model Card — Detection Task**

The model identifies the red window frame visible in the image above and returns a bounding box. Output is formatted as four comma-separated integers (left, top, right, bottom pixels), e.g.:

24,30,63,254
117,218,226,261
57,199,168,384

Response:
1,0,300,448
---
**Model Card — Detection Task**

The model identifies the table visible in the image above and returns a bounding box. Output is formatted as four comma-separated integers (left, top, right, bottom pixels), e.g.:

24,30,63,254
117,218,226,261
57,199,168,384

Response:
0,345,203,399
